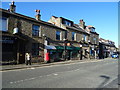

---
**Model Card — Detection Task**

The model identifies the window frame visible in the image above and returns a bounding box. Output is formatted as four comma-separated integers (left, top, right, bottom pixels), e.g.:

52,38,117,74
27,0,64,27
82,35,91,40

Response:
0,17,8,32
83,34,87,42
56,31,62,40
72,32,76,41
32,25,40,37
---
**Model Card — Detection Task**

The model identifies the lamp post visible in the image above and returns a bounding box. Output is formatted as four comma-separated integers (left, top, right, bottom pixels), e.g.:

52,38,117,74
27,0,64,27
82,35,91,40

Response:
80,44,83,60
88,39,91,59
43,34,49,63
63,38,67,61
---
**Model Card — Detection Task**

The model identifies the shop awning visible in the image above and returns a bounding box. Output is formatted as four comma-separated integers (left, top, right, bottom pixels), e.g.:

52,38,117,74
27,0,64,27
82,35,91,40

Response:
72,47,81,50
45,45,56,49
66,46,73,50
55,46,64,49
55,46,80,50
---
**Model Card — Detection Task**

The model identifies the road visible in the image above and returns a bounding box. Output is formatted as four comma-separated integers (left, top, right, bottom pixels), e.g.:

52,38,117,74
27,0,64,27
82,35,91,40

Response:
2,59,118,88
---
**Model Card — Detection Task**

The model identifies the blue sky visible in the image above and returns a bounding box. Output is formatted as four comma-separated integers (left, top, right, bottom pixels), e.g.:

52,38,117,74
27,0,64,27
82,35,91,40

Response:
2,2,118,47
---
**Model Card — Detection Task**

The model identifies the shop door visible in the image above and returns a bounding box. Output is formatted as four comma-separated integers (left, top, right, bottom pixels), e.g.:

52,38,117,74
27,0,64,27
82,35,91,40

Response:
19,41,25,64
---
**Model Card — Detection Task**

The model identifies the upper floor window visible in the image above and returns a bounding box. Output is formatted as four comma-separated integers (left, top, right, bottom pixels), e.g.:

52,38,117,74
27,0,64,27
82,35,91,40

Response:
32,25,40,36
72,32,76,41
56,31,62,40
63,20,72,26
90,28,95,32
64,31,67,39
0,17,8,31
83,34,87,42
93,37,96,43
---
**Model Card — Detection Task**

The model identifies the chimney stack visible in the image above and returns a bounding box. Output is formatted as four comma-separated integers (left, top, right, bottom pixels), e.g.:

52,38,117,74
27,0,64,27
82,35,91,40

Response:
35,9,41,20
79,19,85,29
10,1,16,13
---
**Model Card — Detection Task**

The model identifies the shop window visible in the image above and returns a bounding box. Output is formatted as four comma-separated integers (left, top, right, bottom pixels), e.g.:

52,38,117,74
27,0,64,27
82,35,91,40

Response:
0,17,8,31
32,25,40,37
32,43,39,56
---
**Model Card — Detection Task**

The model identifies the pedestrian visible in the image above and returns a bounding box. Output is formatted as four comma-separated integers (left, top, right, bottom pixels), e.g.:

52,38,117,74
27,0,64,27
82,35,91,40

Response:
79,49,83,60
25,53,31,65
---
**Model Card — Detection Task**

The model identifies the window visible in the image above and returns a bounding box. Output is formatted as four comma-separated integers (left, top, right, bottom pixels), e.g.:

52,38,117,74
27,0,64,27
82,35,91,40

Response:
90,28,95,32
63,20,72,26
83,34,87,41
32,43,39,56
56,31,61,40
65,31,67,39
0,17,8,31
32,25,40,36
94,38,96,44
72,32,76,41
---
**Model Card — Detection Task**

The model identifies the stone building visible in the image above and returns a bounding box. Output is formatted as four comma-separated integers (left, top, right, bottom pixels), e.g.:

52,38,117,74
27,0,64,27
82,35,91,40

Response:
48,16,91,60
99,38,117,59
85,25,99,59
1,1,101,65
1,1,67,64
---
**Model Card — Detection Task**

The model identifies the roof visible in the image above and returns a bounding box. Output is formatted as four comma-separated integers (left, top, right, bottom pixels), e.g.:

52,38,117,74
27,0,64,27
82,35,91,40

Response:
87,25,95,29
90,31,99,35
60,17,74,23
0,8,66,31
66,25,90,35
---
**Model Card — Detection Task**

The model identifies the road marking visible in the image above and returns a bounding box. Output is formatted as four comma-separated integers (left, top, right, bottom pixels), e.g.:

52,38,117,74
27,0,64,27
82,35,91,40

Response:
30,68,35,69
103,77,118,88
74,69,79,71
53,73,58,76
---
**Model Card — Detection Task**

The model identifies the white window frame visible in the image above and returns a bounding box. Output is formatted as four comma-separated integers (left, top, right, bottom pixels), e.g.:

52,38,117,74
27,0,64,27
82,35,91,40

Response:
32,25,40,37
56,31,62,40
60,31,62,40
74,33,77,41
0,17,8,31
83,34,87,42
39,26,42,37
94,38,96,44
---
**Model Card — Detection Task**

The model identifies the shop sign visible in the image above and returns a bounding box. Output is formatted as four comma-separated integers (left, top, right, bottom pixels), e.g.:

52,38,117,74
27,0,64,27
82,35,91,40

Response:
1,36,14,43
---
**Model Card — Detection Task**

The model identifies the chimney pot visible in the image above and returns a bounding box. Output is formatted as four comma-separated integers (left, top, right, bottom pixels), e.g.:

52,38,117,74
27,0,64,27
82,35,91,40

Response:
10,1,16,13
35,9,41,20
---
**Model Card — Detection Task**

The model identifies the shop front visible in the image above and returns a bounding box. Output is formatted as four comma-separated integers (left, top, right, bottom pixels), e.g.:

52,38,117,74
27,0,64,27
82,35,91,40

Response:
2,34,27,65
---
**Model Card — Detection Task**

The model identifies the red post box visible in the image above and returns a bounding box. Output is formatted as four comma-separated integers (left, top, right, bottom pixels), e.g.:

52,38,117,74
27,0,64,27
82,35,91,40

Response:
45,53,50,61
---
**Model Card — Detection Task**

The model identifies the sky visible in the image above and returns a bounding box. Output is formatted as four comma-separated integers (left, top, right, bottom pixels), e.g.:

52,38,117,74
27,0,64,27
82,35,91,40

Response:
2,2,118,47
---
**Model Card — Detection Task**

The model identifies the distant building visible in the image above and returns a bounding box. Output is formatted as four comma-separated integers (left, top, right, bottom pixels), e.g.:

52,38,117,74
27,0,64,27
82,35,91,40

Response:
99,38,117,59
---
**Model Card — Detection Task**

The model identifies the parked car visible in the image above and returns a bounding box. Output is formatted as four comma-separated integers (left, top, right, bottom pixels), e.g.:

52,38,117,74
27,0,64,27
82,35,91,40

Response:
111,52,118,58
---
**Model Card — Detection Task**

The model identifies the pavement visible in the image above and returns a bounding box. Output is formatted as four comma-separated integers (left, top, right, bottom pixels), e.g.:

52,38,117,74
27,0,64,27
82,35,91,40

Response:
0,58,113,71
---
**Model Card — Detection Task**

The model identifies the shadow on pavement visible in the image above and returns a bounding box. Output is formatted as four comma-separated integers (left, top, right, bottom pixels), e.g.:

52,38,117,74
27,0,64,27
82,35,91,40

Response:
97,75,110,90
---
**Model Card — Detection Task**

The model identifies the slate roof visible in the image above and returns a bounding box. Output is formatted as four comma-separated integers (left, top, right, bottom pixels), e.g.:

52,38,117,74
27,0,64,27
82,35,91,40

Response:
0,8,66,31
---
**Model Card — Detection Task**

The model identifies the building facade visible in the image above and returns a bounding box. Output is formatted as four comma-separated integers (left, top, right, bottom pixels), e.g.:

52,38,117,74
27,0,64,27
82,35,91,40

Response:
99,38,117,59
85,25,99,59
1,1,116,65
48,16,91,60
1,2,67,64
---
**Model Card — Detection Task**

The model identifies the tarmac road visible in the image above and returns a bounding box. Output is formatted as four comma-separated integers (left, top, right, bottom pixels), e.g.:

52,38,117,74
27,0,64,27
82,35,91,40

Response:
1,58,118,89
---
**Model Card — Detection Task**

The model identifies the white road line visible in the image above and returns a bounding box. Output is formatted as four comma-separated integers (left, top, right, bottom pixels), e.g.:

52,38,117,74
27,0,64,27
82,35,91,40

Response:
53,73,58,76
103,77,118,88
